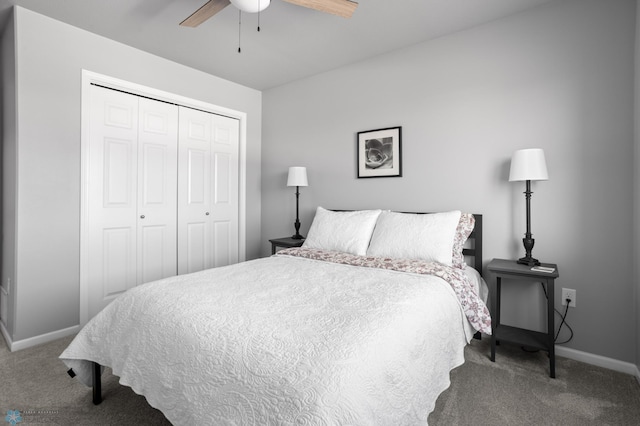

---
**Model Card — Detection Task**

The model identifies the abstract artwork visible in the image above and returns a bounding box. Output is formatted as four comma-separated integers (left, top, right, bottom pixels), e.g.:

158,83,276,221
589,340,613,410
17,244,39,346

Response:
357,126,402,178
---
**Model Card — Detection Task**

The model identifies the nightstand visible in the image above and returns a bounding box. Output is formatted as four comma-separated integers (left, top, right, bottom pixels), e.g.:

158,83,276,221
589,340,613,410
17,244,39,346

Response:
487,258,559,378
269,237,305,255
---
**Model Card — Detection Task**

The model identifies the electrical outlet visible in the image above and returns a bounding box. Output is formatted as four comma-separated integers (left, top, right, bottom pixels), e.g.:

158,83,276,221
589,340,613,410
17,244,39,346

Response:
561,288,576,308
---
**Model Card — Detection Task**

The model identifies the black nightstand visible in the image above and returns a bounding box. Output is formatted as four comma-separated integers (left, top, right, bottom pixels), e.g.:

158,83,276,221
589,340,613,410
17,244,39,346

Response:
269,237,305,255
487,258,559,378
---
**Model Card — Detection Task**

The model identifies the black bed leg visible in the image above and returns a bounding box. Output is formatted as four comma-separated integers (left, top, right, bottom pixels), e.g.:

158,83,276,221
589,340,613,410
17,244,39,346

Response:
92,362,103,405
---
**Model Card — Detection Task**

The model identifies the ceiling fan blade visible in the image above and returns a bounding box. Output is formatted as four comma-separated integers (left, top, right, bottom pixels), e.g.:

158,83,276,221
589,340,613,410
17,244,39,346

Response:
282,0,358,18
180,0,231,27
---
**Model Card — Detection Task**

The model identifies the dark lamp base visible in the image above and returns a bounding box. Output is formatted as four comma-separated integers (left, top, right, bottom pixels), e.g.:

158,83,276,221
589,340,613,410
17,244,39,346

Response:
517,256,540,267
291,234,305,240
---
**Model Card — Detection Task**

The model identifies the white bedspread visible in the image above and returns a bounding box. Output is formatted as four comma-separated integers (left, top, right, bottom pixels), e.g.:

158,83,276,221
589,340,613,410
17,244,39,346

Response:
61,253,477,425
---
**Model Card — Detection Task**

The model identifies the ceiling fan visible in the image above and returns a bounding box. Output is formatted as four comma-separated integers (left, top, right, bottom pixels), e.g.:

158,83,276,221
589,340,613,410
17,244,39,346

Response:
180,0,358,27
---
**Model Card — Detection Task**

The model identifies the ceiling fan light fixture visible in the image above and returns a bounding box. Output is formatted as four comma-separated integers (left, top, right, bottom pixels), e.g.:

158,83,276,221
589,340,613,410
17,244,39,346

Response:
230,0,270,13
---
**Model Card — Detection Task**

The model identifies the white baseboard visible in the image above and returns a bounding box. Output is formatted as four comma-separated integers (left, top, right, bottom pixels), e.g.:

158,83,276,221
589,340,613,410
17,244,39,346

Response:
5,325,80,352
556,345,639,378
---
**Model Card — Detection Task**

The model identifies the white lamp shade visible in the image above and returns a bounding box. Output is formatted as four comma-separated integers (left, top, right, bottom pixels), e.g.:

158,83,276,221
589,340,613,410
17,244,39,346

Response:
230,0,270,13
509,149,549,181
287,167,308,187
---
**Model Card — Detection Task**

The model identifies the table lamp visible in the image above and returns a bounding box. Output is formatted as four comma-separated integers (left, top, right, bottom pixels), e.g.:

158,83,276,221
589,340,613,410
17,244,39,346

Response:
287,167,308,239
509,149,548,266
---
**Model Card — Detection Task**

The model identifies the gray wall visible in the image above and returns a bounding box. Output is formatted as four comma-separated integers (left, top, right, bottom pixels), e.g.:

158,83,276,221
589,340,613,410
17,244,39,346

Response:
0,9,16,336
263,0,637,363
2,7,262,343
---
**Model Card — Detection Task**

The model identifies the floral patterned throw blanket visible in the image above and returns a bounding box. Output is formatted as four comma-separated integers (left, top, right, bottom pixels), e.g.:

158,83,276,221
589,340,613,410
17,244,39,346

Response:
277,247,492,335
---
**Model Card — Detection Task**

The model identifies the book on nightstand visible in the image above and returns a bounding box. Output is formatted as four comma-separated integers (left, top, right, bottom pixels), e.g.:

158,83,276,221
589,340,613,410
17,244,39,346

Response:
531,265,556,273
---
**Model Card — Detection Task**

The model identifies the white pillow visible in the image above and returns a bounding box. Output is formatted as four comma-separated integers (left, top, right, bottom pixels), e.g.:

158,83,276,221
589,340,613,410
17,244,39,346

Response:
366,211,462,265
303,207,382,255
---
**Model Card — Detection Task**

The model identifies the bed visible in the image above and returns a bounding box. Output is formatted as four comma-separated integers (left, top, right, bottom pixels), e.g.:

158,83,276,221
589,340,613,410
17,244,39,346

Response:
60,208,491,425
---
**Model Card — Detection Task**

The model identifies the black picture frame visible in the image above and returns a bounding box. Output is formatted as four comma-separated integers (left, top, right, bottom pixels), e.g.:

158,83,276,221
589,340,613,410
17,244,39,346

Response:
357,126,402,178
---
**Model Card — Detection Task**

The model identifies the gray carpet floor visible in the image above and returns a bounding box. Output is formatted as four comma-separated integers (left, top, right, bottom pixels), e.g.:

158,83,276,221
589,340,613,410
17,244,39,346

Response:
430,338,640,425
1,334,639,425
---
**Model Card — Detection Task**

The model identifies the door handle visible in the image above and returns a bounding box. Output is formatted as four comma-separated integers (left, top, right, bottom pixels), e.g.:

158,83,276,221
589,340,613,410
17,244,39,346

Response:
140,215,145,219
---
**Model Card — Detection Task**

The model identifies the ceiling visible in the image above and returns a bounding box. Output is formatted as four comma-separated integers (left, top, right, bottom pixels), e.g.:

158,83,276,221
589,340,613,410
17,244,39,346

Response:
1,0,556,90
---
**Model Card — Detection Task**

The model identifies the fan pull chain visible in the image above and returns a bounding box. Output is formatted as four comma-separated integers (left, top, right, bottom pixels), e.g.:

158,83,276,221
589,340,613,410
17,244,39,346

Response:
238,10,242,53
257,0,261,31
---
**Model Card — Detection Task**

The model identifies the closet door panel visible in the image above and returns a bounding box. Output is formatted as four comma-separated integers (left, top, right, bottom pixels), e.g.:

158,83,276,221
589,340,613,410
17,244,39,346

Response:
186,222,207,272
88,86,139,316
213,221,231,267
103,227,135,297
140,225,169,284
178,108,239,273
213,153,231,204
84,83,242,322
178,107,213,274
187,149,208,204
137,98,179,284
211,115,239,266
104,139,135,206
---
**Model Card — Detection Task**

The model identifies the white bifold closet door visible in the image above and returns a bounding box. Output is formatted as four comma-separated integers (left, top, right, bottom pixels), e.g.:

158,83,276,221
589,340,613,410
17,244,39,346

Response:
86,86,240,319
177,107,239,274
87,85,178,317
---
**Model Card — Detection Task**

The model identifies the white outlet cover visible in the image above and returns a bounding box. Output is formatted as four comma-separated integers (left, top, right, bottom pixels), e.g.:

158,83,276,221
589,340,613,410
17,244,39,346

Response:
561,288,576,307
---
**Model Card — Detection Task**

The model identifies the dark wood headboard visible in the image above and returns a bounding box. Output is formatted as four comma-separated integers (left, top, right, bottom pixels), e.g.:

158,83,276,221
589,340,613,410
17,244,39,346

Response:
330,210,483,274
464,214,483,273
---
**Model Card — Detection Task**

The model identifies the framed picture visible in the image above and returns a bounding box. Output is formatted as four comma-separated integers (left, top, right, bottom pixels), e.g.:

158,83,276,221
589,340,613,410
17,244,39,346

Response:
357,126,402,178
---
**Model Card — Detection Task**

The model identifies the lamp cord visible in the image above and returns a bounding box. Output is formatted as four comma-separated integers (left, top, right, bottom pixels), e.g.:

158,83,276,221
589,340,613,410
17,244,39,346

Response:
539,282,574,344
